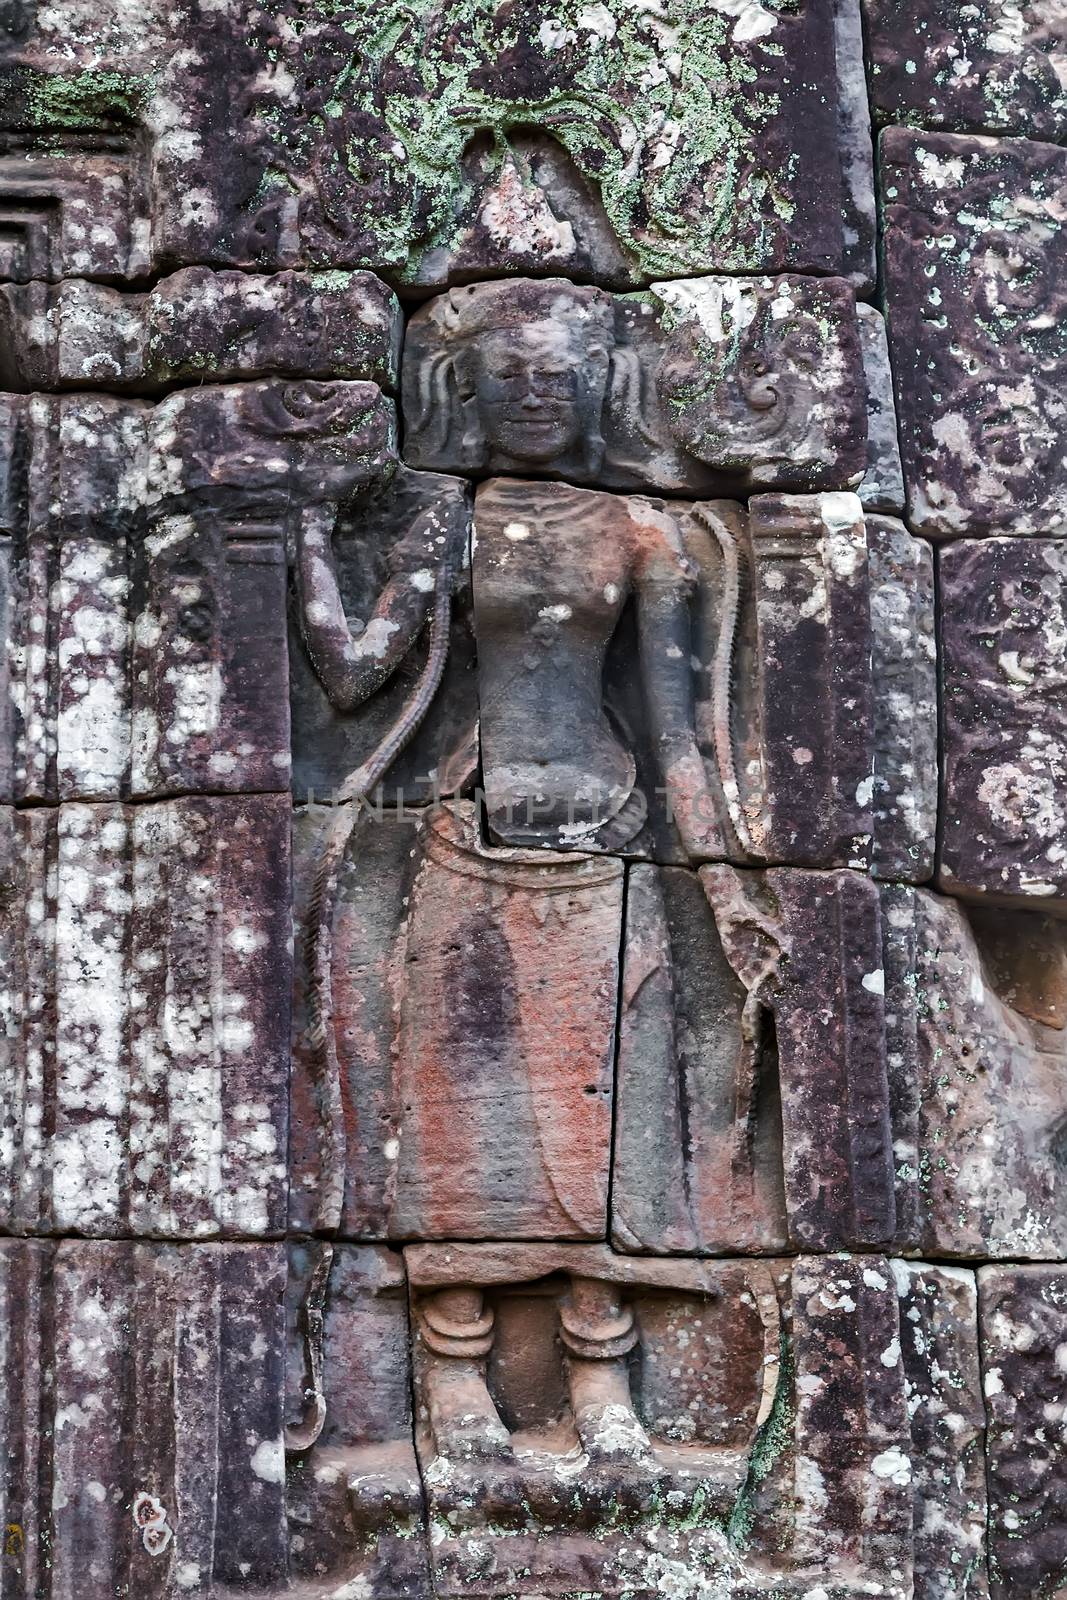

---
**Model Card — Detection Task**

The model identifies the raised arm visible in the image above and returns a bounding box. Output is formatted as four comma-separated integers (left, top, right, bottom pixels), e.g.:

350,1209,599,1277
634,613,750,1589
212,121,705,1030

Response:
294,500,451,711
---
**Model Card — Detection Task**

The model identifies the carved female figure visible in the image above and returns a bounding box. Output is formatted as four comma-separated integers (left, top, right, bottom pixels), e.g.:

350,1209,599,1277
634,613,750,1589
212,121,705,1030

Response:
292,277,748,1250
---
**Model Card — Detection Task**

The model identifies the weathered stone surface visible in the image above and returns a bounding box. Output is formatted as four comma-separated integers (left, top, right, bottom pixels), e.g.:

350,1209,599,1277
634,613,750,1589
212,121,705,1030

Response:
940,538,1067,909
472,476,721,857
10,0,1067,1585
745,491,876,870
891,1262,988,1598
980,1264,1067,1598
868,517,937,882
1,0,869,286
0,382,396,801
834,0,879,289
865,0,1067,140
293,473,932,877
617,275,868,495
403,1244,980,1597
285,1242,427,1599
616,863,923,1256
0,138,151,283
618,866,1067,1261
881,884,1067,1259
289,807,421,1238
0,392,143,801
391,802,621,1239
406,1247,784,1595
700,865,896,1252
613,862,788,1256
857,303,905,515
0,796,291,1238
0,1239,426,1599
0,268,400,393
883,129,1067,539
785,1254,913,1591
402,279,619,483
0,1249,988,1598
143,377,396,529
292,800,621,1240
465,481,927,871
290,466,477,807
0,1239,290,1598
402,275,869,495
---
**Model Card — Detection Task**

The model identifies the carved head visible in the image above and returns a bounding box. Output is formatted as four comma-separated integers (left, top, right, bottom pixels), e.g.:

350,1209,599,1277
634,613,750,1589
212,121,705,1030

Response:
404,279,616,475
654,284,844,479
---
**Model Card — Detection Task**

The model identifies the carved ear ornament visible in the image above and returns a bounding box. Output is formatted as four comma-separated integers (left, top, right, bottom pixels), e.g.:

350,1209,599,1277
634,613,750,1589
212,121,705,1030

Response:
411,348,465,461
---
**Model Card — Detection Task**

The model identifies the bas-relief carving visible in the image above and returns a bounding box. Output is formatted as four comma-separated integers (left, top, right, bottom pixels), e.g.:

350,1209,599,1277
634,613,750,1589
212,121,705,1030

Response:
310,278,929,870
399,1247,984,1597
290,823,1067,1265
285,279,940,1268
289,465,478,807
0,0,1061,1590
614,866,1067,1261
882,887,1067,1262
0,374,397,802
883,128,1067,540
0,1239,986,1599
0,137,151,283
0,0,873,288
401,275,871,496
0,1240,426,1600
939,538,1067,911
614,864,894,1257
290,802,623,1241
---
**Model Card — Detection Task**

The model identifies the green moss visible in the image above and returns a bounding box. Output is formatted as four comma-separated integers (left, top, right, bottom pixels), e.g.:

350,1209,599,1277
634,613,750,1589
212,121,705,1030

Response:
246,0,804,276
22,66,153,131
726,1328,794,1553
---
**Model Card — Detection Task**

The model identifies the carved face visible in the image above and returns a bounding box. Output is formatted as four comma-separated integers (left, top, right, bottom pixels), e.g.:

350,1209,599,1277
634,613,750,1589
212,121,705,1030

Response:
656,313,826,472
465,322,590,465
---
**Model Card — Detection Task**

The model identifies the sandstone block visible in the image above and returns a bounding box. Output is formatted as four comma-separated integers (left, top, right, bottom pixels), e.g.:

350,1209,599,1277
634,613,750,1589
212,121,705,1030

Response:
940,537,1067,909
0,268,401,392
1,0,872,285
865,0,1067,140
402,275,869,497
291,801,621,1240
0,1239,423,1599
0,796,291,1238
883,129,1067,538
0,381,396,800
980,1264,1067,1598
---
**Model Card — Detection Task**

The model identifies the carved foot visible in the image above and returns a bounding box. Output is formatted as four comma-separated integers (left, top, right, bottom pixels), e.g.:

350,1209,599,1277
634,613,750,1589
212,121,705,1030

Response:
417,1289,513,1462
560,1275,658,1481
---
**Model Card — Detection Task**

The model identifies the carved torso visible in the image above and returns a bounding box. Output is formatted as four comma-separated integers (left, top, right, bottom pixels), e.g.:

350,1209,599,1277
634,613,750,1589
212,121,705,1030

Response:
474,477,690,848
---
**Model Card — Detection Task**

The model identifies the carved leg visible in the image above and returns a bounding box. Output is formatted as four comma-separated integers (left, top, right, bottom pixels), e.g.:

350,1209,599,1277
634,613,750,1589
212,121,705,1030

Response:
416,1288,513,1462
560,1276,653,1466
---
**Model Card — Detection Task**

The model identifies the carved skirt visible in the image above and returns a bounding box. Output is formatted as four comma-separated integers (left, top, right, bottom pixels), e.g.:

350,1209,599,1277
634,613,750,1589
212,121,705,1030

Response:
389,801,623,1240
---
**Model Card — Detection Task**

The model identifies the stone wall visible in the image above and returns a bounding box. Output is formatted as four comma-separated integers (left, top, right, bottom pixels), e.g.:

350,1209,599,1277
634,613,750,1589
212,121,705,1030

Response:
0,2,1064,1596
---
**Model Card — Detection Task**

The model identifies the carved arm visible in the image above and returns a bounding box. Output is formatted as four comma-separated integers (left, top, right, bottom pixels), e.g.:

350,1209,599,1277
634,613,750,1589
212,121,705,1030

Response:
294,500,450,711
